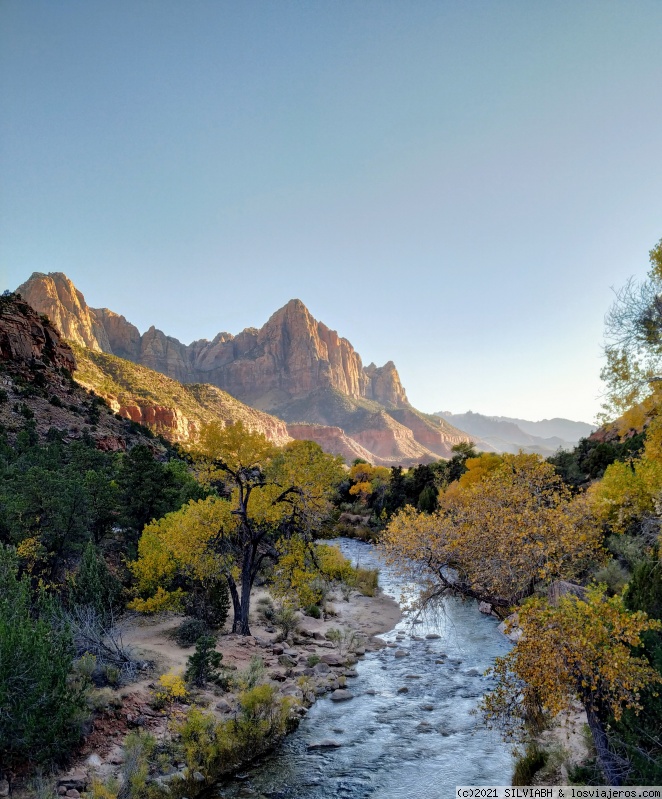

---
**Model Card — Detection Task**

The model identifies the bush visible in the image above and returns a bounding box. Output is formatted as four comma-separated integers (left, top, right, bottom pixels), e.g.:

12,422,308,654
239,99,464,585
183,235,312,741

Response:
183,578,231,628
185,635,223,687
512,743,548,785
353,567,379,597
326,626,358,657
273,604,299,640
153,673,188,708
68,542,123,622
172,618,210,647
304,603,321,618
0,546,86,767
306,654,321,667
234,655,265,691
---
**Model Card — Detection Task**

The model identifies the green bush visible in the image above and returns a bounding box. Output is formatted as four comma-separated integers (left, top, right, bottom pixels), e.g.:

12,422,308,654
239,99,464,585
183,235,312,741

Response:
0,546,86,767
68,541,123,622
273,604,299,640
185,635,223,688
172,618,210,647
512,743,548,785
304,603,321,618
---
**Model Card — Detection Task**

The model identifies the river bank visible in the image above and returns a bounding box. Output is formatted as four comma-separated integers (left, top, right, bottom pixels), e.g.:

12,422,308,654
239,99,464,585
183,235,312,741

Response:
27,560,401,799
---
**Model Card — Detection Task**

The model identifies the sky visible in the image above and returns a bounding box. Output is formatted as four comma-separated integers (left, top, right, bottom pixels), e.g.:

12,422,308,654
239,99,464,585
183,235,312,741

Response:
2,1,662,424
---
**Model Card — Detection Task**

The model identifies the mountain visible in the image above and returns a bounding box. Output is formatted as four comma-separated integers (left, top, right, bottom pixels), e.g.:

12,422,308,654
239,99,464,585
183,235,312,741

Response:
72,344,292,447
18,272,475,465
0,292,158,452
435,410,594,456
18,273,408,410
491,415,595,442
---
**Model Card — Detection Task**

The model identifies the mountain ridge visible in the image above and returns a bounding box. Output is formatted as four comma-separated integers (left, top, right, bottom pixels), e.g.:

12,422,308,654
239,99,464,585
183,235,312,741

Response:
17,272,476,464
435,410,595,456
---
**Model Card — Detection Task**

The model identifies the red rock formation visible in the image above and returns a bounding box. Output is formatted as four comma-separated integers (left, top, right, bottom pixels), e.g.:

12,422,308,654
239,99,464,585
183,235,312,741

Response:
387,407,471,459
17,272,474,464
17,274,409,411
287,424,377,465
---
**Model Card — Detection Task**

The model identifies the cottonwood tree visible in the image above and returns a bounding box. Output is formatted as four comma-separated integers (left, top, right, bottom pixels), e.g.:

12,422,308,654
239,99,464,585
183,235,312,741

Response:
482,587,662,785
130,423,344,634
381,453,601,614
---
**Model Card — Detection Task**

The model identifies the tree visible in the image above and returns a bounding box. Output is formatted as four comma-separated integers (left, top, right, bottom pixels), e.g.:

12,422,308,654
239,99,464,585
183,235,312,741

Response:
482,587,662,785
185,635,223,687
601,238,662,418
131,423,344,635
381,453,601,614
0,546,86,767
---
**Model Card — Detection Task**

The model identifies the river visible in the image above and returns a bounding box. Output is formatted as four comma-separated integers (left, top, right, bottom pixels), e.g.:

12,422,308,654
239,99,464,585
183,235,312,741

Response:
215,538,514,799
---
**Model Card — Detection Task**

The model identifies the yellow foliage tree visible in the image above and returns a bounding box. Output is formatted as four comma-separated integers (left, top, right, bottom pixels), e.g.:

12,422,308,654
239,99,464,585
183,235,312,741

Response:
131,422,344,634
482,587,662,785
348,462,390,503
381,453,602,614
588,457,662,533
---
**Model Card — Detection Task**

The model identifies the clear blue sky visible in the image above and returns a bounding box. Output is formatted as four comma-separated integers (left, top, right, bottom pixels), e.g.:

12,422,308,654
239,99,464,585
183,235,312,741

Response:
2,1,662,423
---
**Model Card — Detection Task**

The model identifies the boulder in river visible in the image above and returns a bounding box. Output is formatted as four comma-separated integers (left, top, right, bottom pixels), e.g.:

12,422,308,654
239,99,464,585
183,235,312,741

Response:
394,649,409,658
330,689,354,702
308,739,342,749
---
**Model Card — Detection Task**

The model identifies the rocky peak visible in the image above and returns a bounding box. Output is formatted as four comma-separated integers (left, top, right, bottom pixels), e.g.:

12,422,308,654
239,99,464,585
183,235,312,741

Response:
17,272,411,433
18,272,111,352
0,291,76,372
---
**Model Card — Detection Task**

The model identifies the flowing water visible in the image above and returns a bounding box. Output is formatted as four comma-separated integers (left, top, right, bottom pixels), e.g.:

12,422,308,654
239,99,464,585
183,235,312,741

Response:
215,539,514,799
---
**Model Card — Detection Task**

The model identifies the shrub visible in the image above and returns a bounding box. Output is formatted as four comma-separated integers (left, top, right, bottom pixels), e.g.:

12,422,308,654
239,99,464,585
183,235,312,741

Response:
306,654,321,667
0,546,86,767
68,542,123,622
512,743,548,785
304,603,321,618
0,389,7,404
185,635,223,687
172,618,210,647
256,595,275,624
49,394,63,407
234,655,265,691
153,673,188,708
183,578,231,628
326,626,358,657
273,604,299,640
353,567,379,597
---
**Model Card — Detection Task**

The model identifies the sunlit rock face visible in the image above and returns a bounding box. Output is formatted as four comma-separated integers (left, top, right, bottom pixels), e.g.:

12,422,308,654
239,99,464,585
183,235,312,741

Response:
18,272,474,464
18,275,408,411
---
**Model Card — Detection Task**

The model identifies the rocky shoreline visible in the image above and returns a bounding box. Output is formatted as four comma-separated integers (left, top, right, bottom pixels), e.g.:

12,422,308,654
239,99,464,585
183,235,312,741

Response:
21,584,402,799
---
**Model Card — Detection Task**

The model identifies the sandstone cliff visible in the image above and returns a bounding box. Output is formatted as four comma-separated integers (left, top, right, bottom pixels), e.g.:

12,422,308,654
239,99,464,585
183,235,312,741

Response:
73,345,292,447
17,272,474,465
18,274,408,410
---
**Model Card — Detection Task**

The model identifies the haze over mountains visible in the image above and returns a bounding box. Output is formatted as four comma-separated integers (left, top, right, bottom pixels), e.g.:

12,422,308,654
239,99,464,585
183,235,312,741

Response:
436,411,595,456
18,272,474,465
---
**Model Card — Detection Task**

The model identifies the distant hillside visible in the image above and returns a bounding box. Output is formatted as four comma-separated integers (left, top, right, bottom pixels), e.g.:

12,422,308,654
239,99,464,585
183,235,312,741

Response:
490,415,595,442
435,410,594,456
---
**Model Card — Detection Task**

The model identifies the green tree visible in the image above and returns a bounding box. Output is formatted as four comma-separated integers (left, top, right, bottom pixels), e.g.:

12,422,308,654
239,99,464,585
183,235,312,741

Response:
0,546,86,767
185,635,223,687
601,238,662,418
68,541,123,622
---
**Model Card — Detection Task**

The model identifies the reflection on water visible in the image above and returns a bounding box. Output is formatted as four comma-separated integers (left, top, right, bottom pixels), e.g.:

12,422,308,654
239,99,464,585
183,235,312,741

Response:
215,539,514,799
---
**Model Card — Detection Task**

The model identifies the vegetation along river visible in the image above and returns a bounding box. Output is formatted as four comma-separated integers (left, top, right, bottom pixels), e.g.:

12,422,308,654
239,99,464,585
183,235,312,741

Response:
215,539,515,799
